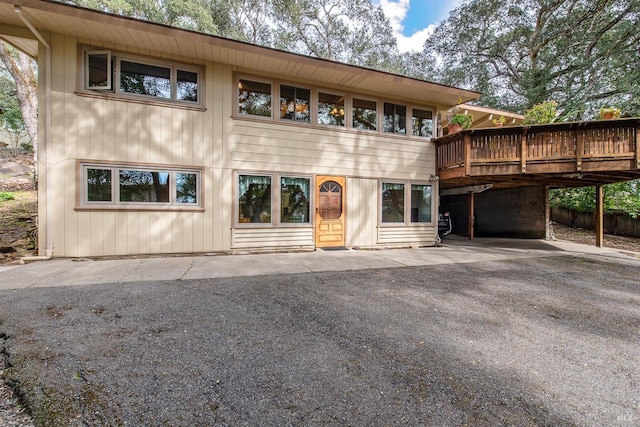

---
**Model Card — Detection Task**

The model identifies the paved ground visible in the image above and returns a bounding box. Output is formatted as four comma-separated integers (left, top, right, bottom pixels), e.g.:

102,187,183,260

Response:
0,238,639,426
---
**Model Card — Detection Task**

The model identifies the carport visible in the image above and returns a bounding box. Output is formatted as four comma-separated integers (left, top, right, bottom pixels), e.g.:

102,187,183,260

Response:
435,118,640,246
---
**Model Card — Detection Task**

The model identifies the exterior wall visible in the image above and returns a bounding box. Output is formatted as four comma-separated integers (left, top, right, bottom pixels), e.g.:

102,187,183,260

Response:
441,186,547,238
41,32,439,258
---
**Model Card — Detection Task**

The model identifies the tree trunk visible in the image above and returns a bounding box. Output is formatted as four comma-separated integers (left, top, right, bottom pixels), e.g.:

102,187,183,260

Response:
0,41,38,156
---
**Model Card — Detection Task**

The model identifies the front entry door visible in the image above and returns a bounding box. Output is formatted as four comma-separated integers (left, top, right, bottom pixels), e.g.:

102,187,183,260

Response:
315,176,345,247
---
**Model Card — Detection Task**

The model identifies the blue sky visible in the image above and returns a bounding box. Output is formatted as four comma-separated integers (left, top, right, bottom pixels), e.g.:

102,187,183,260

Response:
375,0,461,53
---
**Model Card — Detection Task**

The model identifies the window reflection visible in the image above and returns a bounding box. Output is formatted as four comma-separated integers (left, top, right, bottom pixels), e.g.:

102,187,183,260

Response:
238,175,272,223
353,98,377,130
318,92,345,126
120,60,171,98
239,79,272,117
281,177,310,223
119,170,170,203
382,182,404,222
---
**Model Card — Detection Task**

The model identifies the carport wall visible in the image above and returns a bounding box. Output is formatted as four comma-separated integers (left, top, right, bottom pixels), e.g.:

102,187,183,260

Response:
441,186,547,238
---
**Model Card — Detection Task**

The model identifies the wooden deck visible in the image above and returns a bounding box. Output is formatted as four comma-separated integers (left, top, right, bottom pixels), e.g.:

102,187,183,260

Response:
435,118,640,189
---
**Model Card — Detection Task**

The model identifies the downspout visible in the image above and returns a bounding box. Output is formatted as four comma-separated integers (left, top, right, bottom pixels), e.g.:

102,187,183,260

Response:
15,6,53,263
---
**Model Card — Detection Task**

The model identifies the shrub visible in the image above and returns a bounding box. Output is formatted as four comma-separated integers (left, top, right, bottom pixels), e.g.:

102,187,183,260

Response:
523,100,558,124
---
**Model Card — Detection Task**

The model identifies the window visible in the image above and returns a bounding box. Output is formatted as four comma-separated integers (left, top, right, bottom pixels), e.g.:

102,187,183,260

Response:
318,92,345,126
82,163,201,208
238,174,272,224
381,181,432,224
352,98,377,131
280,85,310,122
237,173,312,226
382,182,405,223
86,51,111,90
238,79,272,117
82,47,201,105
412,108,434,138
383,102,406,134
411,184,432,223
280,177,310,223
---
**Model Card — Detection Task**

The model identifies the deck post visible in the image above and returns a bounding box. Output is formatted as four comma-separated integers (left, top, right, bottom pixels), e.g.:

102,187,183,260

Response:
595,185,604,248
468,191,475,240
520,132,527,174
575,129,583,172
463,133,471,177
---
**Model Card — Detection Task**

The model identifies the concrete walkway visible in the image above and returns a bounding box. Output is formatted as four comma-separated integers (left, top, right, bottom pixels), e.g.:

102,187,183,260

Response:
1,236,638,289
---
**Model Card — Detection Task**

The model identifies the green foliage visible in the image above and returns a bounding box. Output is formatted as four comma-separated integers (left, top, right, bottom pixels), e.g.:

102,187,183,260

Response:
550,180,640,218
0,64,24,133
598,107,621,119
0,192,16,202
416,0,640,119
448,113,473,129
523,100,558,125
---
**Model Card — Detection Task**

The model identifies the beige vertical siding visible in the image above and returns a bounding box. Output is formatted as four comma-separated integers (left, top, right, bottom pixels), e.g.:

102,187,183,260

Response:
346,177,378,247
43,33,438,257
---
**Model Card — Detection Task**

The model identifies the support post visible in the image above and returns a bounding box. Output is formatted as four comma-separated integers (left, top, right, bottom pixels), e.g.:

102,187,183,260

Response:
545,186,551,240
595,185,604,248
468,191,475,240
463,133,471,177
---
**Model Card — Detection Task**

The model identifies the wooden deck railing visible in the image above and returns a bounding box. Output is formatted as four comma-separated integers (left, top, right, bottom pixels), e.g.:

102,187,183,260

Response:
436,118,640,178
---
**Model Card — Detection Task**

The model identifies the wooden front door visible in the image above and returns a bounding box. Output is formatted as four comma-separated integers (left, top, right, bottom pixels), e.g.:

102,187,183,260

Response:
315,176,345,247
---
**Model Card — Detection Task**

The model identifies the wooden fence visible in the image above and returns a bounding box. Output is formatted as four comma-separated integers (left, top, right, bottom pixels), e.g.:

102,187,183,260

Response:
551,207,640,237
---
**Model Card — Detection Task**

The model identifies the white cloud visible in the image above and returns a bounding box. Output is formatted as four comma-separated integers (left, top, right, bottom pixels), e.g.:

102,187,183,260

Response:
378,0,436,53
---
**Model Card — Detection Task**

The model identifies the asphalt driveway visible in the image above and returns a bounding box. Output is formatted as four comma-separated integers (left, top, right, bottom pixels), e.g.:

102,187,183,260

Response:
1,250,639,426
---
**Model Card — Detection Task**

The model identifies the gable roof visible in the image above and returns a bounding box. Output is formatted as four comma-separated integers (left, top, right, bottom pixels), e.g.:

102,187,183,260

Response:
0,0,479,108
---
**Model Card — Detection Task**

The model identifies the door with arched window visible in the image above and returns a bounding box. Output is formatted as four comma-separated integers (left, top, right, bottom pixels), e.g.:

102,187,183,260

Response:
315,176,345,247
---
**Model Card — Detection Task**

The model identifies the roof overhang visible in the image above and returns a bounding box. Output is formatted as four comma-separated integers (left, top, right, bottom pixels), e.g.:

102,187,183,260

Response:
0,0,480,108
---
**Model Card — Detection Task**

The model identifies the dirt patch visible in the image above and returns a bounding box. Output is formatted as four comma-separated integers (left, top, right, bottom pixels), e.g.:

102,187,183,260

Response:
0,150,37,265
550,221,640,253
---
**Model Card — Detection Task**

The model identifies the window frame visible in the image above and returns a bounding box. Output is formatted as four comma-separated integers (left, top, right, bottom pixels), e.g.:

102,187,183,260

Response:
79,45,204,108
383,102,407,135
279,84,312,123
379,180,434,226
235,171,314,228
351,96,379,132
77,161,203,211
237,77,274,119
410,106,435,138
317,90,347,128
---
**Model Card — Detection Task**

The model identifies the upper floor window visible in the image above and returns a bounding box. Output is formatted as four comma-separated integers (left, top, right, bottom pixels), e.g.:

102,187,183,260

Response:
317,92,345,127
83,47,202,105
280,85,310,123
353,98,377,131
239,79,272,117
412,109,433,138
383,102,407,134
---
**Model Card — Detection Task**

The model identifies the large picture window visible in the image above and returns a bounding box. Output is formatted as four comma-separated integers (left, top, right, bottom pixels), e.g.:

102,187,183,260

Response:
381,181,432,224
82,163,201,208
237,173,311,226
82,47,202,105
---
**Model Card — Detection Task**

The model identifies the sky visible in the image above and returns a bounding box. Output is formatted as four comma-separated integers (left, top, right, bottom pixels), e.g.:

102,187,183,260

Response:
375,0,461,53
